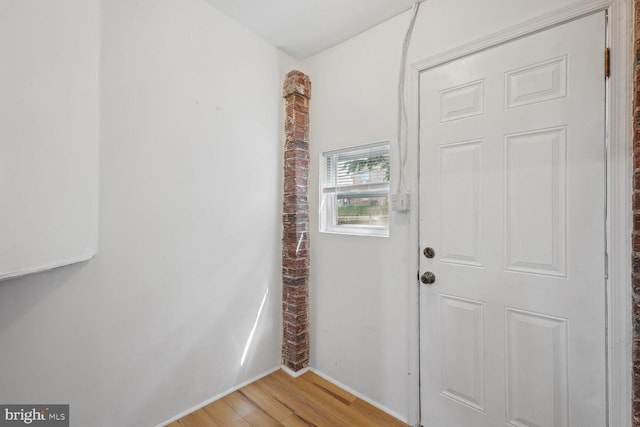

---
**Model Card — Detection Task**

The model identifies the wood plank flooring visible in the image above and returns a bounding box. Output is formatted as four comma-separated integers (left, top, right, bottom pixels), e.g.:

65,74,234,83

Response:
167,370,409,427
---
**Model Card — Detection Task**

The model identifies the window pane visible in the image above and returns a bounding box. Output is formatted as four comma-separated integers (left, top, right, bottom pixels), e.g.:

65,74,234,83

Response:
337,196,389,226
320,141,390,236
336,153,389,187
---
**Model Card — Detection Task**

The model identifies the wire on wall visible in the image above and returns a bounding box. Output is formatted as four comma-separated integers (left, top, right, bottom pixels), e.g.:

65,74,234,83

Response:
394,1,422,202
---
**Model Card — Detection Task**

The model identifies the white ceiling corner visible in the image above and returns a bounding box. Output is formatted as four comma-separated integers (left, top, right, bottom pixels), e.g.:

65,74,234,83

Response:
203,0,419,60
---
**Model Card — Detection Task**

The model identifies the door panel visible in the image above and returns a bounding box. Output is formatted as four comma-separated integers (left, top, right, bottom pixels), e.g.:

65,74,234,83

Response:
505,309,569,427
505,127,566,276
419,12,606,427
440,295,486,411
439,140,484,266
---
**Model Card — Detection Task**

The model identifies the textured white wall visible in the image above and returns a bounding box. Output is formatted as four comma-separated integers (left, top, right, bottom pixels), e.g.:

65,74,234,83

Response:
302,0,596,422
0,0,297,426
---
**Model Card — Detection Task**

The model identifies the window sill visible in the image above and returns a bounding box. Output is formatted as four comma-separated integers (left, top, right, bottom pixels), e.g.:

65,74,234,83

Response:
320,225,389,238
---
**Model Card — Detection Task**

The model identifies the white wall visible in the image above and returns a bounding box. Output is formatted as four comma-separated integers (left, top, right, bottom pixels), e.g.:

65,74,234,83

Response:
302,14,412,421
0,0,297,426
0,0,616,425
301,0,602,422
0,0,99,279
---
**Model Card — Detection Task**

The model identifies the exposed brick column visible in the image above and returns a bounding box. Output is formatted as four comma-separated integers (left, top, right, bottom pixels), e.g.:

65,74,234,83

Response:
633,2,640,425
281,70,311,373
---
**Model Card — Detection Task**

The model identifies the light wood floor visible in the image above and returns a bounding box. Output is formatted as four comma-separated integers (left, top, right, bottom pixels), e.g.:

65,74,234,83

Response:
167,369,409,427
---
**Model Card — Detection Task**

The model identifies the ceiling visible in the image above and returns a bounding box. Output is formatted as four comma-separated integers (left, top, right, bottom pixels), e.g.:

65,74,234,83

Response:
204,0,420,60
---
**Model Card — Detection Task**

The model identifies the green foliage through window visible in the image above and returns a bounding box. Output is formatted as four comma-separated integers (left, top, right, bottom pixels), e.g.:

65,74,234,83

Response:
342,155,390,181
320,141,390,236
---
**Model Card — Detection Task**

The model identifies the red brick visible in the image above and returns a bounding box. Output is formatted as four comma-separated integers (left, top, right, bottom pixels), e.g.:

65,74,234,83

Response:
636,3,640,417
635,213,640,233
281,69,311,373
283,71,311,98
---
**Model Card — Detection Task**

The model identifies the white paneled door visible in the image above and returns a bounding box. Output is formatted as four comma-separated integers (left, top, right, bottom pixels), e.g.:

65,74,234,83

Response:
419,12,606,427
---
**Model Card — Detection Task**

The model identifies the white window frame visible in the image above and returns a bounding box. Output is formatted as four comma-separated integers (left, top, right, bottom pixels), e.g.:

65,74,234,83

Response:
319,141,390,237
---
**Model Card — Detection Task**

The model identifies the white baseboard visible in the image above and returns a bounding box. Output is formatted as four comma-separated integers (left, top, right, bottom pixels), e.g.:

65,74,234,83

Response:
280,365,310,378
309,368,408,424
154,366,280,427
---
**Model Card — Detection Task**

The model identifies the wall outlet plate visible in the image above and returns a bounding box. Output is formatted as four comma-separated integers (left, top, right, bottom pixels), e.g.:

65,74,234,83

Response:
391,193,410,212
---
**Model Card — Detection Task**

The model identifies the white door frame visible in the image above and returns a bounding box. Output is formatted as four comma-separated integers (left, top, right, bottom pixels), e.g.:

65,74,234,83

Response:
407,1,632,426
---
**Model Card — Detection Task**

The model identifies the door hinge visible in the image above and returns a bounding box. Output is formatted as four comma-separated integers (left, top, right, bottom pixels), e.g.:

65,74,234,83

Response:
604,48,610,79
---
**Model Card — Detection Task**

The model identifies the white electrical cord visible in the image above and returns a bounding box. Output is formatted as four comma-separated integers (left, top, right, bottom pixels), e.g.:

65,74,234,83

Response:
395,1,421,194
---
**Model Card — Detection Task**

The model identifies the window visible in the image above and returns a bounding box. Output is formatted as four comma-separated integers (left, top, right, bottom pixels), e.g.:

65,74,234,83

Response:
320,141,390,237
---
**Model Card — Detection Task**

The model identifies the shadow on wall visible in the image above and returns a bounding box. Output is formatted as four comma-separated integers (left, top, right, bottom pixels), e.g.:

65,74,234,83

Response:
0,261,90,335
0,244,280,427
106,252,280,426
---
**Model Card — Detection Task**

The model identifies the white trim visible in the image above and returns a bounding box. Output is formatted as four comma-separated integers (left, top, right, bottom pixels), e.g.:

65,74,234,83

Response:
408,1,632,426
154,366,280,427
0,252,95,281
319,140,391,238
411,0,613,71
321,140,390,157
406,63,422,427
321,225,390,238
309,368,409,424
605,1,632,426
281,365,310,378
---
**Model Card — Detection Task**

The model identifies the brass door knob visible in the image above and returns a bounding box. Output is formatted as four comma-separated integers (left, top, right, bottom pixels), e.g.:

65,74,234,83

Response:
421,271,436,285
